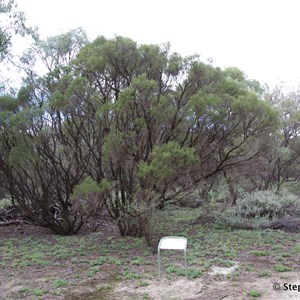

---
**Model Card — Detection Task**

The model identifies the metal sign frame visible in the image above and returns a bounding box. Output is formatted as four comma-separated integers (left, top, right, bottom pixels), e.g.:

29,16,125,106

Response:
157,236,187,279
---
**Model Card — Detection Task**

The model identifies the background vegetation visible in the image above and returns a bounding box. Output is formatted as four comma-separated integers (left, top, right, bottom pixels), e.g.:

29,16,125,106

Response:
1,0,300,241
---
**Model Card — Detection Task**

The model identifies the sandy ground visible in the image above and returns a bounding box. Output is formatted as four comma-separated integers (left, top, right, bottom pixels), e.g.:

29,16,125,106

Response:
1,224,300,300
111,271,300,300
1,254,300,300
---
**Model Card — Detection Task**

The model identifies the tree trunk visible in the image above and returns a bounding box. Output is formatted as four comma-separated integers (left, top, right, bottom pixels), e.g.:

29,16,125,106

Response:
117,215,144,237
223,169,236,206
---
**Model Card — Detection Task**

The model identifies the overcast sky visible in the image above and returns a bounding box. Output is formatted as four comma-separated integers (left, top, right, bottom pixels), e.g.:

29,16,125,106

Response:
17,0,300,88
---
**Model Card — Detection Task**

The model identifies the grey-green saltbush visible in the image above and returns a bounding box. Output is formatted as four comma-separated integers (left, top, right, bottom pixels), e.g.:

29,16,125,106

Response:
235,190,300,219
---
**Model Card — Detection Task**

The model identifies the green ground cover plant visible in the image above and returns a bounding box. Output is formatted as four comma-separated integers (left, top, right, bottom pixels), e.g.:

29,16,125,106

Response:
1,205,300,299
248,289,262,298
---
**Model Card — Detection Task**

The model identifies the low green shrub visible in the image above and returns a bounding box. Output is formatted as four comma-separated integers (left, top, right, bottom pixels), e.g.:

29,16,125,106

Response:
235,190,300,219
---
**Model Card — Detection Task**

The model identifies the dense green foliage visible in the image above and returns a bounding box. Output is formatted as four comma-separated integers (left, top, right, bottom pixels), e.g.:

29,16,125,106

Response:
1,4,300,237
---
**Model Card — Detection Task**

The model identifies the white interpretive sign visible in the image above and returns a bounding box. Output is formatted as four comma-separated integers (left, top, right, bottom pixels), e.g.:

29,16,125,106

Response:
157,236,187,278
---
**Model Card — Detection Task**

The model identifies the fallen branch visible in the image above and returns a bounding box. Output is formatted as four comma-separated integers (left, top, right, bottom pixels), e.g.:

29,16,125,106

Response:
0,220,23,226
261,216,300,232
